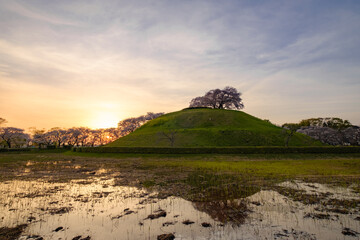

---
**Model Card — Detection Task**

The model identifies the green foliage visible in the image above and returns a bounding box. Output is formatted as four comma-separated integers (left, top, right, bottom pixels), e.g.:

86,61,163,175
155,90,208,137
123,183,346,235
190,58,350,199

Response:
142,180,156,188
157,157,360,178
107,108,320,147
299,117,352,130
0,148,68,153
0,148,31,152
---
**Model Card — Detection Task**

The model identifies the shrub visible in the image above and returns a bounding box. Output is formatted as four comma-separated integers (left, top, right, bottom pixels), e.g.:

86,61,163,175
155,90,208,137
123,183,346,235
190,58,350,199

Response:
73,146,360,154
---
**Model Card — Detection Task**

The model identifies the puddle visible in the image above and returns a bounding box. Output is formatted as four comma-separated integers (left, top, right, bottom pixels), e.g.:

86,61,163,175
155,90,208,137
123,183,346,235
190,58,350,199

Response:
279,180,359,200
246,190,360,239
0,179,359,239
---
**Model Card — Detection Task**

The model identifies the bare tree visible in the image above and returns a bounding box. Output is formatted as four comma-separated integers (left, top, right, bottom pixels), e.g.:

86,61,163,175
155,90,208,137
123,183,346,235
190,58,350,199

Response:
282,123,300,147
189,87,244,110
159,130,177,147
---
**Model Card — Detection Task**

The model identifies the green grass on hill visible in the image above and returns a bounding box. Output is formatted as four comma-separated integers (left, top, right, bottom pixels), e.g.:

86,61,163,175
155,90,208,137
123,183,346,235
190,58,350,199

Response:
107,108,321,147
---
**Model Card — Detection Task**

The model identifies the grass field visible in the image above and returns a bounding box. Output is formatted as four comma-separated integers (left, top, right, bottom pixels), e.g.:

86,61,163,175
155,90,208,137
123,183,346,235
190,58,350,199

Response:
1,151,359,201
107,108,322,147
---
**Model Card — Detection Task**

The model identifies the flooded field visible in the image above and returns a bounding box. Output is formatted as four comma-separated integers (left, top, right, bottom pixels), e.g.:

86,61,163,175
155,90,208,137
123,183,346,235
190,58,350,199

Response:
1,153,360,239
1,178,359,240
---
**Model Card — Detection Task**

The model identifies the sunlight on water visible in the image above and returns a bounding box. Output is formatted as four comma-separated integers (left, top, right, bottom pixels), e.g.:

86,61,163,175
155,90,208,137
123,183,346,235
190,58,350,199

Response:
0,179,359,239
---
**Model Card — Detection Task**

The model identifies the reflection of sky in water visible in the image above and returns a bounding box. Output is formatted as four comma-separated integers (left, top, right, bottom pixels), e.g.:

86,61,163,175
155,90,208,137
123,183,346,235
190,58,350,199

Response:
0,179,359,240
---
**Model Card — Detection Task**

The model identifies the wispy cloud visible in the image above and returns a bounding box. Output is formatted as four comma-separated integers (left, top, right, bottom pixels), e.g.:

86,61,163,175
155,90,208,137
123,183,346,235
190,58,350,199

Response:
0,0,359,128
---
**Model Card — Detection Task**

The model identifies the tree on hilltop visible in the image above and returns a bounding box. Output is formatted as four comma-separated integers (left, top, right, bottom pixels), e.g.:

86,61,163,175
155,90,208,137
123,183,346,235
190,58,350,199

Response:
189,86,244,110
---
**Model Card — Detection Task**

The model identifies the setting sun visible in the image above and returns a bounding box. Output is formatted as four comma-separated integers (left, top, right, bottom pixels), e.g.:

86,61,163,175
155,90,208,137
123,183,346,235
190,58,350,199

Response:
90,112,120,129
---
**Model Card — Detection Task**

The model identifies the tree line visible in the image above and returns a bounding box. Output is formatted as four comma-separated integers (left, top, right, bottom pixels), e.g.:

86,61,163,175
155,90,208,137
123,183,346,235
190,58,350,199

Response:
282,117,358,146
0,112,164,149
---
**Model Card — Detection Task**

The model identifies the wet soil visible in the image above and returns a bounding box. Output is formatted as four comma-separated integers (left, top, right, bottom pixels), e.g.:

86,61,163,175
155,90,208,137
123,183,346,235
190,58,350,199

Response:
0,153,360,239
0,224,27,240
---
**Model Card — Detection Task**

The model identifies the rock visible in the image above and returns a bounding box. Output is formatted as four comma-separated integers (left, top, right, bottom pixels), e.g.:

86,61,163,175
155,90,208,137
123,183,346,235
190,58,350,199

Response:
124,210,135,215
342,228,359,236
182,220,195,225
201,222,211,227
53,227,63,232
27,216,36,222
72,236,91,240
157,233,175,240
26,235,43,240
162,221,176,227
146,210,166,220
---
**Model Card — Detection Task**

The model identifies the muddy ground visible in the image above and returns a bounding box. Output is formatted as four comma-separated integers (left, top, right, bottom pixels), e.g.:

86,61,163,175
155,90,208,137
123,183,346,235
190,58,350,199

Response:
0,152,359,239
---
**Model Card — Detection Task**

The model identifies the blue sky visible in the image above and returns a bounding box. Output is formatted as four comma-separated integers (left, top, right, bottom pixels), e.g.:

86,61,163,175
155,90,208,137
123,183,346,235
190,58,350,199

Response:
0,0,359,129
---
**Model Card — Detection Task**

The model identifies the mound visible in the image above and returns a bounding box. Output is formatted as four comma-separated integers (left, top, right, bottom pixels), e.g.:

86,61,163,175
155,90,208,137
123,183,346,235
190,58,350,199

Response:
106,108,321,147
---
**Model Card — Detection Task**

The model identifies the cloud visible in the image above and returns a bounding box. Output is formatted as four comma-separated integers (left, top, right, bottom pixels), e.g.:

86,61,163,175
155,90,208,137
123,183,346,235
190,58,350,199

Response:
0,0,359,128
1,1,78,26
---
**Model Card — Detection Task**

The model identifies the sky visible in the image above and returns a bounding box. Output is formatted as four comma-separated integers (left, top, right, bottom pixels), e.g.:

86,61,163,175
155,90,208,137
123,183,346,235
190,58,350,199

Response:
0,0,359,130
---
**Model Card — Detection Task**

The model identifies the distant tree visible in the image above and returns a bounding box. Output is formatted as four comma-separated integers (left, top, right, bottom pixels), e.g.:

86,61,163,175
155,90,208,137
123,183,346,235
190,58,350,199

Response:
299,117,352,130
118,112,164,136
31,128,50,148
47,127,67,147
298,117,353,145
282,123,300,147
189,87,244,110
0,118,6,126
0,127,28,148
88,129,100,147
65,128,83,146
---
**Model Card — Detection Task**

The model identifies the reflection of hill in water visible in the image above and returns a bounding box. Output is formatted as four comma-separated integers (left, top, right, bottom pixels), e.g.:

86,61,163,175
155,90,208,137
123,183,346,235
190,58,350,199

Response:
192,199,250,225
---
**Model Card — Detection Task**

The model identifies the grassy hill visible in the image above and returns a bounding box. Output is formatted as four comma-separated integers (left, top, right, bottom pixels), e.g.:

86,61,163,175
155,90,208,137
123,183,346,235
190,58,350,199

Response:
106,108,321,147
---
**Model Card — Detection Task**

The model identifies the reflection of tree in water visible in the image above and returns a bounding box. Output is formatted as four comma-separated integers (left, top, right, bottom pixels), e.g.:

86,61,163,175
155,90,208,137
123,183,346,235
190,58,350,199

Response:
193,199,249,225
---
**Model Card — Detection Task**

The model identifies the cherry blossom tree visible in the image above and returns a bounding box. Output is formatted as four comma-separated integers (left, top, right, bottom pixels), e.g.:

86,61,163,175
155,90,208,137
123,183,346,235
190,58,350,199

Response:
189,87,244,110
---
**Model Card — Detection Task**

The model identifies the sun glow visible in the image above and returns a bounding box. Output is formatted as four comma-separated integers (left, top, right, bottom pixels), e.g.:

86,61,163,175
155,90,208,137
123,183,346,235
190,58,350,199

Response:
90,112,119,129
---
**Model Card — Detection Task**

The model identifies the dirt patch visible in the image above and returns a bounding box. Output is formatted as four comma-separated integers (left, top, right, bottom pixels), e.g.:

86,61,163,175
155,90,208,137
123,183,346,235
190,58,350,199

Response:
0,224,27,240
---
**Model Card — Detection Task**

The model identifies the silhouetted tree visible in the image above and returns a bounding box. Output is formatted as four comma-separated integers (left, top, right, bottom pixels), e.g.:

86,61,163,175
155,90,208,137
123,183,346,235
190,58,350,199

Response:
189,87,244,110
0,118,6,126
118,112,164,136
0,127,28,148
47,127,67,147
31,128,50,148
